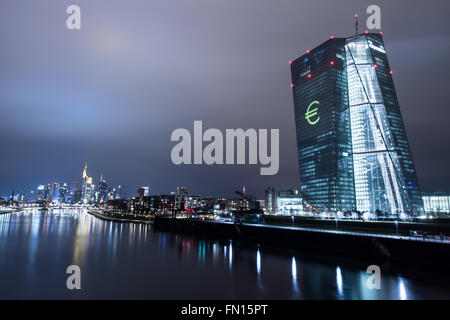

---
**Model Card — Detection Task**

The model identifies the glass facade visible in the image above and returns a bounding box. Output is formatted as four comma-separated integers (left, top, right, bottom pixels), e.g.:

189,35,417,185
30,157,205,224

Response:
290,39,355,213
290,34,423,216
423,195,450,214
264,188,305,215
277,195,304,215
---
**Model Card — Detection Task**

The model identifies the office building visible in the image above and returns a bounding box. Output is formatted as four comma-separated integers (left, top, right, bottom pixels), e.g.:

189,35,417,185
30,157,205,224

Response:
290,33,423,216
423,194,450,215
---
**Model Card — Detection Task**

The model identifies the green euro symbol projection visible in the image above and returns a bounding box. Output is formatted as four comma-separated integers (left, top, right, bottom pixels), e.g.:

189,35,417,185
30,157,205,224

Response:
305,100,320,125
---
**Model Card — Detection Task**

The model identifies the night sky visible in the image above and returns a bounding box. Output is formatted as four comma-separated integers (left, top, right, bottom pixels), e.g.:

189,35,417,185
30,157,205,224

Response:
1,0,449,198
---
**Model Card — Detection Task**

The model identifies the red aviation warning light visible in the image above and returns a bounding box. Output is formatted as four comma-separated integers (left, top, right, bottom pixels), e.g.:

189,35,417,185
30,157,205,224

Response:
307,73,312,79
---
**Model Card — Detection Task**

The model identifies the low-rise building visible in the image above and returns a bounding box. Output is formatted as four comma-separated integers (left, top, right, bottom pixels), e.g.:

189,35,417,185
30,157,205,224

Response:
423,194,450,215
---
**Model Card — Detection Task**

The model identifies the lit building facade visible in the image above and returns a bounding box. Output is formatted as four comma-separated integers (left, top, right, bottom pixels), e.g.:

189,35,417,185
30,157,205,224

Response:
58,183,68,203
51,182,60,203
264,187,277,214
174,186,189,209
96,175,109,203
81,163,93,204
265,187,304,215
137,187,150,198
290,33,423,216
423,194,450,215
37,185,45,201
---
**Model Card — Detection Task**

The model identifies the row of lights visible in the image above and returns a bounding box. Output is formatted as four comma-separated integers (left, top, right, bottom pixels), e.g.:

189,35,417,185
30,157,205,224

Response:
329,31,382,38
289,31,389,87
290,62,393,87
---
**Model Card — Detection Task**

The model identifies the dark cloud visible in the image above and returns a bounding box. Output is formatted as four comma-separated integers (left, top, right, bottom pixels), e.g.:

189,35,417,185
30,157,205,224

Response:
1,0,449,198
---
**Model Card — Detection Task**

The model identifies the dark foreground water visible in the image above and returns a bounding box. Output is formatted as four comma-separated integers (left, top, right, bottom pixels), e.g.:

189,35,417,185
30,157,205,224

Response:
1,209,450,299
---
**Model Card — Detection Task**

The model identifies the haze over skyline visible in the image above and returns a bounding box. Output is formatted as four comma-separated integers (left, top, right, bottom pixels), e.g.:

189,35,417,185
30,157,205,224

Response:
1,0,450,198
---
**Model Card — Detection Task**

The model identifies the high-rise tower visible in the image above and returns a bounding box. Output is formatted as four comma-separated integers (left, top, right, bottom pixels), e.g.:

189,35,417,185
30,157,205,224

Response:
290,33,423,216
81,162,93,204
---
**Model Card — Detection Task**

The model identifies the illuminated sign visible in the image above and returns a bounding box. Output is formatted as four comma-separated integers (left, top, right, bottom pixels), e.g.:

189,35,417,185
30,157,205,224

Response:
305,101,320,125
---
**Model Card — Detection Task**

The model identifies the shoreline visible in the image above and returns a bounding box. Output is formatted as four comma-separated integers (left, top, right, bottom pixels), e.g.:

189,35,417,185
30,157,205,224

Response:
88,209,153,224
153,216,450,272
84,209,450,272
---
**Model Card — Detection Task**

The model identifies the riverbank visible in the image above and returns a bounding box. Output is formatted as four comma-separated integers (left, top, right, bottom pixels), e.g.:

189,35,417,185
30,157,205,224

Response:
88,209,153,224
263,215,450,238
154,216,450,271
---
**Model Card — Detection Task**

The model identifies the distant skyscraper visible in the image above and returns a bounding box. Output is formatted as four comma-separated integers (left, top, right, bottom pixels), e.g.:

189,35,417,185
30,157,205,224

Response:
97,174,109,203
290,33,423,216
44,184,51,202
81,163,93,204
37,185,45,201
58,183,68,203
113,185,123,200
52,182,60,203
137,187,150,198
70,181,82,204
18,192,26,203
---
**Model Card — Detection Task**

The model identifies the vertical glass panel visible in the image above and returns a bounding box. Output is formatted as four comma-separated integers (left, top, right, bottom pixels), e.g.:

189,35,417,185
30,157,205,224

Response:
346,36,407,215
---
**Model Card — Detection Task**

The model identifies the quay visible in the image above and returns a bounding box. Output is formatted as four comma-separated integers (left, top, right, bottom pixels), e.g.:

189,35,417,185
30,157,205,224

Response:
88,209,152,224
154,216,450,270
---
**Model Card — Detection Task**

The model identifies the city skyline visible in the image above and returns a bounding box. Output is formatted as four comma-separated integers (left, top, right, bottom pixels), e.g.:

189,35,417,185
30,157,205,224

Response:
1,1,450,198
2,2,450,303
1,161,259,201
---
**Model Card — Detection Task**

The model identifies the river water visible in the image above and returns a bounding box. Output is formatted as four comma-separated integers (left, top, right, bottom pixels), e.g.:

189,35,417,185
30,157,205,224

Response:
0,208,449,299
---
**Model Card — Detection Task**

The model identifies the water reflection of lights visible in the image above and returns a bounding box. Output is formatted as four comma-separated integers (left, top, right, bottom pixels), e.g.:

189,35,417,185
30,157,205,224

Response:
336,267,343,297
292,257,298,279
229,242,233,269
291,257,300,294
256,249,261,276
213,243,218,261
399,278,407,300
198,241,206,263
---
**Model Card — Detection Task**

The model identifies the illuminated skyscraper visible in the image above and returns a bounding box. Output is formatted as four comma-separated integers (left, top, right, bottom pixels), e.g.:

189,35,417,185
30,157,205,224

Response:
52,182,60,203
81,162,93,204
37,185,45,201
44,184,52,201
58,183,68,203
137,187,149,198
96,174,109,204
290,33,423,216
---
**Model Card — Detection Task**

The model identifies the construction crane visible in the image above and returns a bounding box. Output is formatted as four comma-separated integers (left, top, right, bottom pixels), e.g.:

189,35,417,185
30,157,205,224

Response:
303,198,321,215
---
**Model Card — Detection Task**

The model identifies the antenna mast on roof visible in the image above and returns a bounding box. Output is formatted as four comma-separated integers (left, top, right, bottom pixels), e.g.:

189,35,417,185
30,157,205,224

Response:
354,14,359,35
